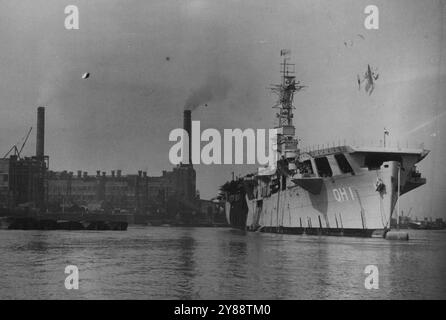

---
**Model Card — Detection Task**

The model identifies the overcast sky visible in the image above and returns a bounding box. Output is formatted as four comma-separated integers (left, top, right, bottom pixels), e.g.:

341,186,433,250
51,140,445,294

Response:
0,0,445,217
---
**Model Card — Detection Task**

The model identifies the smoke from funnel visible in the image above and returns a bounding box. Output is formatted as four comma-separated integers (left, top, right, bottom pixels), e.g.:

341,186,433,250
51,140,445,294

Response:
36,52,67,107
184,74,231,110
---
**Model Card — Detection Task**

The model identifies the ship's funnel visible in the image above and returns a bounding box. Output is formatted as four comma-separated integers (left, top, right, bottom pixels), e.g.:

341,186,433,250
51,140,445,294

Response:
36,106,45,158
183,110,192,165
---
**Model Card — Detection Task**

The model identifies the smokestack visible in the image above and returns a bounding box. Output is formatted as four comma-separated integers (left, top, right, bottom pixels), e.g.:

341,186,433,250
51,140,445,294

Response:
36,106,45,158
183,110,192,165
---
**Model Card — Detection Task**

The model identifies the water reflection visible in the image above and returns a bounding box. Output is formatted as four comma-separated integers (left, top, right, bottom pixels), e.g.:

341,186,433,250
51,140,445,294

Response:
0,228,445,299
386,231,446,299
175,234,197,299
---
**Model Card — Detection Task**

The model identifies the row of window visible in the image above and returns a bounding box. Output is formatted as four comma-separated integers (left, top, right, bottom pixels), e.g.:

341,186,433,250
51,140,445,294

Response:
301,153,354,178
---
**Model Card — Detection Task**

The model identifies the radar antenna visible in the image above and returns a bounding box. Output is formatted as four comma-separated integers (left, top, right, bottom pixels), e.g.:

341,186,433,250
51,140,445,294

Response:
270,50,306,160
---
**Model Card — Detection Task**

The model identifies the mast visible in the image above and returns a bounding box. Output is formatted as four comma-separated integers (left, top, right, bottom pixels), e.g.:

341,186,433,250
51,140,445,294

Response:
270,50,306,163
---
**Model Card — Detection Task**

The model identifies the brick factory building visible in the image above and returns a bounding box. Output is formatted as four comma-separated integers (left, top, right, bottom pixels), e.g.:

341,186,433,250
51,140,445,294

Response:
0,107,226,225
44,164,225,224
45,164,195,212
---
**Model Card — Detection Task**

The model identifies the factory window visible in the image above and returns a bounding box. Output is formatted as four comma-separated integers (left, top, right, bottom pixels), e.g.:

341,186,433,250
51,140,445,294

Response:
314,157,333,177
334,154,354,174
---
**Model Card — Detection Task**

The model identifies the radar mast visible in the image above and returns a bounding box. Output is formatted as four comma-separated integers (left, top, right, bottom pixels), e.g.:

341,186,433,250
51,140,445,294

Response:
270,50,306,162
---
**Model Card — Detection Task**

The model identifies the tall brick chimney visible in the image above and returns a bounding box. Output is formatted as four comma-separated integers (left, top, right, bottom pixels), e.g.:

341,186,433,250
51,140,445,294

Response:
183,110,192,165
36,107,45,158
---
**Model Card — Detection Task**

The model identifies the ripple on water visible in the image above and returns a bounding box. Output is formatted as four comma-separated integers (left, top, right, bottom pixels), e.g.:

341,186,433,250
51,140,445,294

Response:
0,228,445,299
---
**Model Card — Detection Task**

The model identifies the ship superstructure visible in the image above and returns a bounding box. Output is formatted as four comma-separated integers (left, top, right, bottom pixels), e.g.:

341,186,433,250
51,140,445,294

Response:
222,52,429,237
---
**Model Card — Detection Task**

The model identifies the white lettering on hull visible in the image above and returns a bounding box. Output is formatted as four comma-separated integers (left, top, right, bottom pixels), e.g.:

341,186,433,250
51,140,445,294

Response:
333,187,355,202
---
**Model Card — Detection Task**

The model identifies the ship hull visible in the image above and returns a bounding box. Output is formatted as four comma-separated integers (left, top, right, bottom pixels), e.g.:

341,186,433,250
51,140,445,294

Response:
225,161,401,238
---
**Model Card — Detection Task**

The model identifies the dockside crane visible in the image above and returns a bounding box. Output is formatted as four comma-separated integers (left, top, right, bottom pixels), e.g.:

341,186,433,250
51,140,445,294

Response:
2,127,33,159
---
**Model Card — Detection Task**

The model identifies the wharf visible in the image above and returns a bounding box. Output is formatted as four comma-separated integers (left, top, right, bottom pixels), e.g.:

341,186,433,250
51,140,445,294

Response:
0,210,129,230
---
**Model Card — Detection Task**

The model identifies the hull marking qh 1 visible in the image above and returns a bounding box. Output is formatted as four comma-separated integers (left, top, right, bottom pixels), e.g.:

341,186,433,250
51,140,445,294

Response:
332,187,355,202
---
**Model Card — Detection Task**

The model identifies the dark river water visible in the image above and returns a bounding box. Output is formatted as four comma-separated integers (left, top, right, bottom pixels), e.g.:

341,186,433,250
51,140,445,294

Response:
0,226,445,299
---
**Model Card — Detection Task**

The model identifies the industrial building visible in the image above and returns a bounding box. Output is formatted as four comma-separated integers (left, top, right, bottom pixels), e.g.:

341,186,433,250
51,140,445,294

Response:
0,107,225,226
45,165,199,216
0,107,47,211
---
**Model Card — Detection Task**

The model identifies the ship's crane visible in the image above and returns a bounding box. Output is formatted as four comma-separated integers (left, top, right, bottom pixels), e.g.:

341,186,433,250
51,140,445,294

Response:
2,127,33,159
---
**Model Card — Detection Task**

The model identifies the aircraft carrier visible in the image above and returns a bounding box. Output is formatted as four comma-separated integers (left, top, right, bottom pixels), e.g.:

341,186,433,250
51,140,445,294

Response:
222,52,429,237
